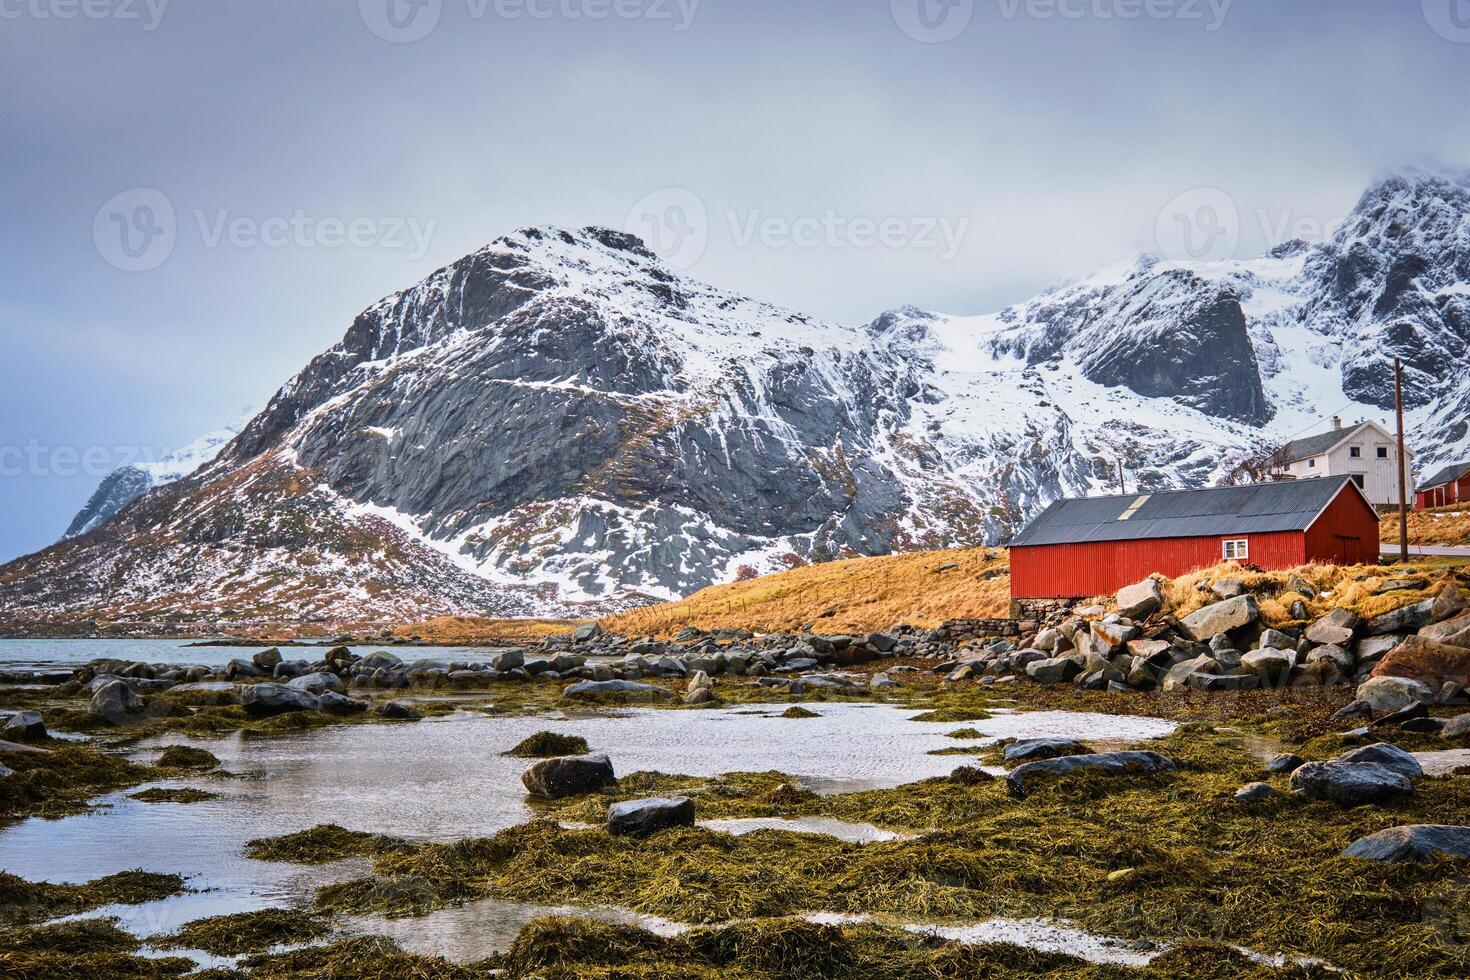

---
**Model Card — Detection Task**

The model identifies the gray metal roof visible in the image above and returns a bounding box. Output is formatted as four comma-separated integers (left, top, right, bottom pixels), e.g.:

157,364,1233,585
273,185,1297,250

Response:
1418,461,1470,492
1010,477,1364,548
1279,422,1370,463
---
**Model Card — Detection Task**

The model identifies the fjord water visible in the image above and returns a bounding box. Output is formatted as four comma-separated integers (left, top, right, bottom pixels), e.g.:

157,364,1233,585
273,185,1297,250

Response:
0,638,521,671
2,702,1177,958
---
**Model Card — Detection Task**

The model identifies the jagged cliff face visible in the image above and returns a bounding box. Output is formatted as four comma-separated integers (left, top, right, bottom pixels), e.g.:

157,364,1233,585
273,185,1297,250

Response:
11,169,1470,632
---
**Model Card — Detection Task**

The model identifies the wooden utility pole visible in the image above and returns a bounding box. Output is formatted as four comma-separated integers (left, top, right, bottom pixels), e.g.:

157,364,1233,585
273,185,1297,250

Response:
1394,358,1409,563
1116,457,1125,495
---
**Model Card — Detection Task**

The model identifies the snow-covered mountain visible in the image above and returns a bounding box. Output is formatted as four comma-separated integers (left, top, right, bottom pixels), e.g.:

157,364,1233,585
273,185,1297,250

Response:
62,421,245,539
2,168,1466,634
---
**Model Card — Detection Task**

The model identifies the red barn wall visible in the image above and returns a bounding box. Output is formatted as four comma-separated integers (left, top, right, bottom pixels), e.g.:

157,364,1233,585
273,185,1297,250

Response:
1010,531,1305,599
1302,486,1382,564
1417,475,1470,509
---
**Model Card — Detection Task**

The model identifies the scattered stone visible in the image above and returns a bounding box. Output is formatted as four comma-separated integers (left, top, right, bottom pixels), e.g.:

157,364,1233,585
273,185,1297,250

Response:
1289,761,1413,805
252,648,283,670
1423,610,1470,648
1331,699,1374,723
242,683,322,718
1441,713,1470,740
378,700,423,720
1265,753,1304,775
1356,675,1435,714
1234,781,1278,802
90,679,146,725
1002,737,1088,764
1005,751,1176,799
2,710,47,741
522,753,616,798
1178,595,1259,642
1240,649,1293,682
606,796,695,836
1115,577,1162,620
1305,608,1359,647
562,680,676,702
1373,700,1428,729
1024,656,1082,685
1333,742,1423,781
1342,824,1470,862
1211,578,1247,599
286,672,345,696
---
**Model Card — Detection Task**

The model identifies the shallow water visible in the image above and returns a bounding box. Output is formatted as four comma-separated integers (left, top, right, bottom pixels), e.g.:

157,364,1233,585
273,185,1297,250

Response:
699,816,910,843
2,701,1174,956
806,912,1161,967
0,638,526,671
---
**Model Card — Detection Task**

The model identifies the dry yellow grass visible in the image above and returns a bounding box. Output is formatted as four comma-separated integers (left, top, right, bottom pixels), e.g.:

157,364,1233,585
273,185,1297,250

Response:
392,616,583,644
1158,559,1466,626
1384,504,1470,546
600,548,1010,637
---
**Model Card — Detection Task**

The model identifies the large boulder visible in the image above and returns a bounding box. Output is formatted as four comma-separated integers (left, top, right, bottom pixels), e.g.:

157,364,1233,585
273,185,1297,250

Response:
1005,751,1175,799
2,710,48,741
1342,824,1470,862
1367,598,1439,636
1356,675,1435,713
1002,737,1089,764
1115,577,1162,620
561,680,676,702
286,671,345,696
241,683,323,718
90,680,146,725
1024,656,1082,685
1333,742,1423,781
521,753,616,798
606,796,695,836
1178,595,1259,642
1288,761,1413,805
1305,608,1360,647
1161,655,1216,691
1369,636,1470,689
1240,649,1293,682
1423,610,1470,648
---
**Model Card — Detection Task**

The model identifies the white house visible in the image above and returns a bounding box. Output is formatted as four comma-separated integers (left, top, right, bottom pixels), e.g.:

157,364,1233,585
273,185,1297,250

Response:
1267,418,1414,508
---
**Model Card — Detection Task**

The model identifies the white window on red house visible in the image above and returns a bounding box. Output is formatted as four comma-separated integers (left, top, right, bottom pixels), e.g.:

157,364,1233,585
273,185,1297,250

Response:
1222,538,1249,560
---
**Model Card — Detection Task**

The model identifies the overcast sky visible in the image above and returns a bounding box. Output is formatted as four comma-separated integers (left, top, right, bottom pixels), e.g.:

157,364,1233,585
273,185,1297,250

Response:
3,0,1469,562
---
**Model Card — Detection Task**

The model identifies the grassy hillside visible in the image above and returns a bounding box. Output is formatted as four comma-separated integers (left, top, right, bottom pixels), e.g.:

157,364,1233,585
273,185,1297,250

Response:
600,548,1010,637
1382,504,1470,546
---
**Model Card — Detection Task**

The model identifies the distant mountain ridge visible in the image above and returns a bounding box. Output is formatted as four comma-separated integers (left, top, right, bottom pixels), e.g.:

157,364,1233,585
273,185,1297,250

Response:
3,167,1467,634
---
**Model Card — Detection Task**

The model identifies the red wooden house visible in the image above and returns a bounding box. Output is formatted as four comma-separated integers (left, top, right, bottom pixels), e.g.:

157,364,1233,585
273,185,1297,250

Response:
1009,477,1380,600
1416,462,1470,510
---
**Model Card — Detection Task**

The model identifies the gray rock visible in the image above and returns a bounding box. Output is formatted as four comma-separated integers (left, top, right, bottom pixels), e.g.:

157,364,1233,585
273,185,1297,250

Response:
522,753,616,798
1331,699,1374,723
1258,629,1296,651
252,648,283,670
572,623,605,643
1265,753,1304,775
286,671,345,695
1178,595,1259,642
224,658,263,679
1356,675,1435,713
1286,575,1317,598
1234,781,1278,802
1024,656,1082,685
1423,610,1470,648
2,710,48,741
1005,751,1176,799
1289,761,1413,805
1342,824,1470,862
1333,742,1423,781
869,672,899,689
318,692,368,715
90,680,145,725
1367,599,1437,636
359,651,404,671
1441,713,1470,740
606,796,695,836
1211,578,1247,599
1161,655,1216,691
1002,737,1088,764
1115,577,1162,620
378,700,422,720
488,648,525,672
1305,608,1359,647
241,683,322,718
562,679,675,702
1240,648,1293,681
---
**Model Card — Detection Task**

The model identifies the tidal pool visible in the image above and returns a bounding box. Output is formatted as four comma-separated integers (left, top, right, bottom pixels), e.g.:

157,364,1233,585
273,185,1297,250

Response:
2,701,1175,958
